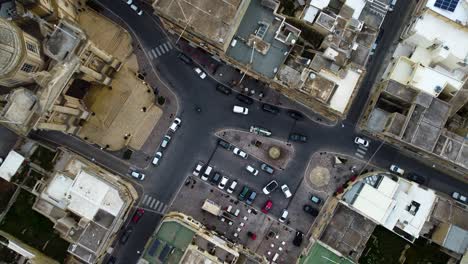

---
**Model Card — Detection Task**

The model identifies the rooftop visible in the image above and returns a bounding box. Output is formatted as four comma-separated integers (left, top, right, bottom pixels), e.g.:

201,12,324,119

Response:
44,21,86,61
298,242,354,264
0,150,24,182
152,0,248,52
425,0,468,25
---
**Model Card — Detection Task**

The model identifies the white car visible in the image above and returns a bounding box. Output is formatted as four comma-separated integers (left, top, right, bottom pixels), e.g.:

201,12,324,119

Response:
233,147,248,159
389,164,404,175
218,176,229,189
201,165,212,181
281,184,292,198
279,209,288,223
246,165,259,176
194,67,207,79
452,192,467,204
160,135,171,149
227,180,237,194
192,161,204,176
354,137,369,147
130,171,145,181
262,180,278,194
124,0,132,4
170,117,182,132
152,152,162,166
233,105,249,115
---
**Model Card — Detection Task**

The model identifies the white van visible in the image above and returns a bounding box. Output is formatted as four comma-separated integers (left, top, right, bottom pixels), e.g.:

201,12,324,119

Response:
202,165,212,181
233,106,248,115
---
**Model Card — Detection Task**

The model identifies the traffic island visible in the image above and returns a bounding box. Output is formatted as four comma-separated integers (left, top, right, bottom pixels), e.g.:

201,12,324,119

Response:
215,128,294,170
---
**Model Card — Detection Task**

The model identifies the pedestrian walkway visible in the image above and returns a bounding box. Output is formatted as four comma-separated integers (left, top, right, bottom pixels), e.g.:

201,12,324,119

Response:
141,194,168,214
355,145,368,159
148,41,173,60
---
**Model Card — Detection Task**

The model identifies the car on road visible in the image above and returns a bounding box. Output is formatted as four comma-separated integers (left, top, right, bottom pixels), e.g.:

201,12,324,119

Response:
261,163,274,174
194,67,207,79
261,200,273,213
389,164,404,175
246,165,259,176
293,231,304,247
310,195,322,204
279,209,288,223
233,147,248,159
262,103,279,114
289,133,307,142
169,117,182,132
288,110,304,120
407,172,426,185
303,205,319,217
130,170,145,181
218,139,231,149
281,184,292,198
119,227,133,244
218,176,229,189
236,94,254,105
177,52,192,64
233,105,249,115
262,180,278,194
124,0,132,4
129,4,143,16
227,180,238,194
238,186,250,201
201,165,212,181
354,137,369,147
152,152,162,166
210,172,221,184
160,135,171,149
132,208,145,223
246,191,257,205
452,192,467,203
192,161,204,176
216,84,232,95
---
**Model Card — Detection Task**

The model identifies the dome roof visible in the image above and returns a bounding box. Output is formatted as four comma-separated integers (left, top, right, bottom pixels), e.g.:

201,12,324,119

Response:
0,18,23,78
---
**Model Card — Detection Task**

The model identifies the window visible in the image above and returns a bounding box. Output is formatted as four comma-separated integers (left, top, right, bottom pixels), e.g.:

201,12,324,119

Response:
21,63,35,73
26,42,38,54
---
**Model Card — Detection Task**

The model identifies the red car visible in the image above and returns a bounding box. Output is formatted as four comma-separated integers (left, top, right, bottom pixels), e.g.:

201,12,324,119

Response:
261,200,273,214
132,208,145,223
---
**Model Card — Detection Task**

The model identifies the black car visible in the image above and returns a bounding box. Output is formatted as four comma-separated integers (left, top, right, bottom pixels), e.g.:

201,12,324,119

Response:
119,227,133,244
289,133,308,142
177,52,192,64
236,94,254,105
407,173,426,185
293,231,304,247
303,205,319,217
288,110,304,120
218,139,231,149
262,104,280,114
107,256,117,264
216,84,232,95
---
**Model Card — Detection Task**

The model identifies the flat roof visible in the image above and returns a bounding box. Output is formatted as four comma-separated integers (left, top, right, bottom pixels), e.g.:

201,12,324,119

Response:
345,0,366,19
321,68,361,113
425,0,468,25
310,0,330,9
298,242,354,264
0,150,24,182
303,5,320,23
152,0,247,52
352,183,395,223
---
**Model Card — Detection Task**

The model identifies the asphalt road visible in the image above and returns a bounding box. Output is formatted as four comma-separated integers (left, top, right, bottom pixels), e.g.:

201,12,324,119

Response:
24,0,468,263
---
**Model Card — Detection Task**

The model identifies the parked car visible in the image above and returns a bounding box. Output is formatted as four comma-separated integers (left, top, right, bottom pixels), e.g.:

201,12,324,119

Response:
246,165,259,176
227,180,238,194
194,67,207,79
132,208,145,223
160,135,171,149
216,84,232,95
119,227,133,244
279,209,288,223
169,117,182,132
262,103,279,114
260,163,274,174
211,172,222,184
452,192,467,203
130,4,143,15
354,137,369,147
218,139,231,149
192,161,204,176
233,105,249,115
218,176,229,189
152,152,162,166
407,172,426,185
310,195,322,204
289,133,307,142
288,110,304,120
177,52,192,64
107,256,117,264
233,147,248,159
201,165,213,181
238,186,250,201
130,170,145,181
303,205,319,216
390,164,404,175
293,231,304,247
246,191,257,205
262,180,278,195
261,200,273,213
281,184,292,198
250,126,271,137
124,0,132,4
236,94,254,105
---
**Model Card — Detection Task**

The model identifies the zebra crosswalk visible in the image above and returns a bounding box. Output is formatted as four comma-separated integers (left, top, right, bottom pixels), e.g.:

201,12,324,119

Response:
148,41,173,60
355,145,368,159
141,194,168,214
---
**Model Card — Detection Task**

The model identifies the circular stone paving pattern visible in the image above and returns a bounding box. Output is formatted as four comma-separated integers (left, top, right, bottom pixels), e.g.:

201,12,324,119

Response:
307,166,331,188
